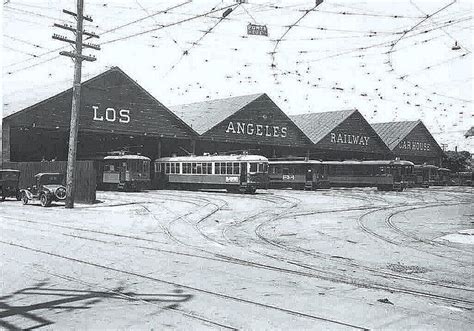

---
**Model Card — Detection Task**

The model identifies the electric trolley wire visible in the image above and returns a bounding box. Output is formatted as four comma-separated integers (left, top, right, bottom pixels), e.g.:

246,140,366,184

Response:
167,3,242,72
387,1,456,69
100,3,239,46
270,2,322,70
4,1,193,74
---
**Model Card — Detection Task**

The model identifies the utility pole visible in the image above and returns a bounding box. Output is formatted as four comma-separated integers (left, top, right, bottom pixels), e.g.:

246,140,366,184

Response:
53,0,99,208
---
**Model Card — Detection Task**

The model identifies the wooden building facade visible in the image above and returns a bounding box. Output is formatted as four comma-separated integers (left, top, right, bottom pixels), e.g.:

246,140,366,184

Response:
2,67,196,163
372,120,444,166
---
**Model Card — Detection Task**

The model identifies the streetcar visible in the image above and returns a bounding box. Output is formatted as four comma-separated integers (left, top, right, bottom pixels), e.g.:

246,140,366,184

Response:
268,159,330,190
434,167,452,186
413,164,438,188
453,171,473,186
154,154,269,193
100,154,151,191
322,159,414,191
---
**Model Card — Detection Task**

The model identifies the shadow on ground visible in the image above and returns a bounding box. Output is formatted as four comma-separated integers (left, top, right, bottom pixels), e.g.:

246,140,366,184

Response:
0,280,192,330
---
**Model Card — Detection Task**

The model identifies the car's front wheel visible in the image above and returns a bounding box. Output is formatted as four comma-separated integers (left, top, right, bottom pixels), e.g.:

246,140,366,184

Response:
21,192,29,205
40,194,51,207
16,191,21,201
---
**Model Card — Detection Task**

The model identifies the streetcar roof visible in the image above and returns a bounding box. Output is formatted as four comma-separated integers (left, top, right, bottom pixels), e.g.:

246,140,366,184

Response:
437,167,451,172
414,164,438,169
269,160,324,165
104,155,151,161
0,169,20,173
155,155,268,162
35,172,63,177
320,160,414,166
269,160,413,166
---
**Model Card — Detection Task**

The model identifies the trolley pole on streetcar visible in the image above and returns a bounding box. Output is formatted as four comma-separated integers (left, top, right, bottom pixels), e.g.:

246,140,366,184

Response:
53,0,99,208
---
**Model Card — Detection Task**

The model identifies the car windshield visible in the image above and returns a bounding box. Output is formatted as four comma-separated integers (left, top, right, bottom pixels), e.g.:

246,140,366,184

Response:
39,174,64,185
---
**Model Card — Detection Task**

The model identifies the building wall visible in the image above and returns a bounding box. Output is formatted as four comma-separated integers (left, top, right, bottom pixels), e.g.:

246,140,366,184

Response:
313,112,392,160
202,94,311,148
391,123,444,166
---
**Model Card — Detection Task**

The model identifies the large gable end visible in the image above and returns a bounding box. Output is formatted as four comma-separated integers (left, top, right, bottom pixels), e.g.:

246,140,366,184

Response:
202,93,312,147
4,66,196,139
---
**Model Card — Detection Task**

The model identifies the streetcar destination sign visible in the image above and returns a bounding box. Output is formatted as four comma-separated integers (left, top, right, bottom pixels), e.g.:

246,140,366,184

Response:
225,121,288,138
247,23,268,36
330,132,370,146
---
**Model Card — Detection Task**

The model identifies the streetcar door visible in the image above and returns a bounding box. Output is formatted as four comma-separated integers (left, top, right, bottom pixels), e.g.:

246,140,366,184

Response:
305,166,312,182
119,161,127,183
240,162,247,183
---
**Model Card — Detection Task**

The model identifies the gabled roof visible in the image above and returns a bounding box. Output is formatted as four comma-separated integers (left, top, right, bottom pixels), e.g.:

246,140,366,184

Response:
289,109,356,144
371,120,420,150
3,66,196,139
169,93,264,134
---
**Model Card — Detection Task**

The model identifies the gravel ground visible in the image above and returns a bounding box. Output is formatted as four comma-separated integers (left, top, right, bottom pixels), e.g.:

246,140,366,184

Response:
1,186,473,330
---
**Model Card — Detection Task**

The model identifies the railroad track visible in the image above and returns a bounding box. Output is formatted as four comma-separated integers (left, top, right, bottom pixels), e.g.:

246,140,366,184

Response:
385,204,474,254
0,239,369,330
357,202,473,264
253,225,474,308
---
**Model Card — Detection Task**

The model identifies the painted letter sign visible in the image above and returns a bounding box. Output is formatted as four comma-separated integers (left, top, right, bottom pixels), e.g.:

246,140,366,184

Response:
330,132,370,146
398,140,431,151
92,105,130,124
225,121,288,138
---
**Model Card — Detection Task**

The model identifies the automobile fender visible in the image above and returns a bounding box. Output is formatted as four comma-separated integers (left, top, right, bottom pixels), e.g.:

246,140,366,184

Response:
20,189,34,200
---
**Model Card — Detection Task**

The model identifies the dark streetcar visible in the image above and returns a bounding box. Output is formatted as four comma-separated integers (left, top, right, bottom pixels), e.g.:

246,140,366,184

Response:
268,159,330,190
101,154,151,191
323,160,414,191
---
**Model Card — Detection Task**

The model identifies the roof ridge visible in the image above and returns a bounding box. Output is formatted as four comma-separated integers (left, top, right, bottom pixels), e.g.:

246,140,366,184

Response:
169,93,264,107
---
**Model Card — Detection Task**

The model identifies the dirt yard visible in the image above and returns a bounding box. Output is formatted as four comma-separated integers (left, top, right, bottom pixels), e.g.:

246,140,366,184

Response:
1,187,472,330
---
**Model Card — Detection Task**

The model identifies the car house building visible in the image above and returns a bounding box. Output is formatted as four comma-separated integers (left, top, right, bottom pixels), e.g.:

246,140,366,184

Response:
170,93,313,158
1,67,196,163
372,120,445,166
1,66,445,168
290,110,393,160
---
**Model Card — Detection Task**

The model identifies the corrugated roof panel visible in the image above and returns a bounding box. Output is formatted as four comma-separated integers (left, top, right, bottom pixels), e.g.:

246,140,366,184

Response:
170,93,264,134
372,120,420,150
290,109,356,144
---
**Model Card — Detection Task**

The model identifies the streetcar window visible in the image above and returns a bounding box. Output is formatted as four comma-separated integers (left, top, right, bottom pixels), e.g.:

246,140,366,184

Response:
144,162,149,175
227,163,233,174
250,163,257,172
165,163,170,174
282,167,289,175
233,162,240,174
263,163,268,173
197,163,203,174
191,163,197,174
215,163,220,174
171,163,176,174
208,163,213,174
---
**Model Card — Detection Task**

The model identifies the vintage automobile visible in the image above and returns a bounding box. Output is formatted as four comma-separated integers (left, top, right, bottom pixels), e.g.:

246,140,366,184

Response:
21,173,67,207
0,169,21,201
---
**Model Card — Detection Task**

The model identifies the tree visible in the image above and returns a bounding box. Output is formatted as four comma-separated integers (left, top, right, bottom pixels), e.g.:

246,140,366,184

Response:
442,150,472,172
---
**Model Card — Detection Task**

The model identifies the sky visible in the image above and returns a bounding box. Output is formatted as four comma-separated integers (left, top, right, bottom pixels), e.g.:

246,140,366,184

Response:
1,0,473,151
